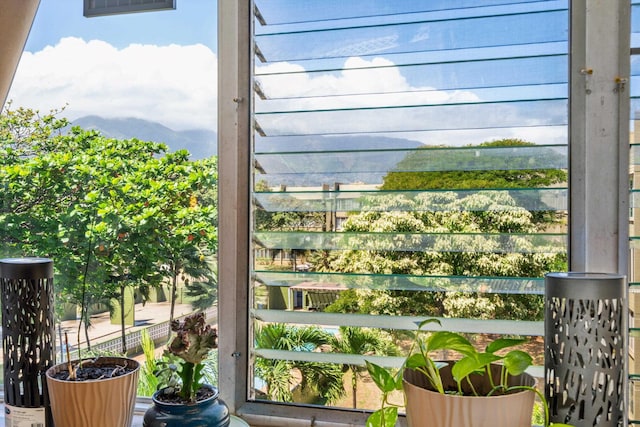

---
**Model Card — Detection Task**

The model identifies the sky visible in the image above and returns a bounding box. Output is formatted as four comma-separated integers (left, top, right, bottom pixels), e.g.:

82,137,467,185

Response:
7,0,218,131
6,0,572,146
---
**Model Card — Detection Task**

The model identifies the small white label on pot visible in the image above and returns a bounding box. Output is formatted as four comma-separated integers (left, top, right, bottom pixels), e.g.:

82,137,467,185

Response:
4,404,46,427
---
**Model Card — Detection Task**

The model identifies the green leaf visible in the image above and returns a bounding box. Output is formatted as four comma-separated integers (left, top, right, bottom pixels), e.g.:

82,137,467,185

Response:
427,331,476,358
485,337,526,354
502,350,533,376
366,407,398,427
417,318,441,330
404,353,428,370
450,353,500,384
366,361,400,393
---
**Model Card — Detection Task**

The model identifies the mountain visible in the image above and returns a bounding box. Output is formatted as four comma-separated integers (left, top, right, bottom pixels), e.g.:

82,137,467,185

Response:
255,135,425,186
68,116,426,184
255,135,424,153
70,116,217,159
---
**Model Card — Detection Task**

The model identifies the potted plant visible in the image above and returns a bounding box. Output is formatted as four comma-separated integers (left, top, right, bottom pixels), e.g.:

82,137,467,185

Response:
366,319,573,427
143,312,230,427
45,354,140,427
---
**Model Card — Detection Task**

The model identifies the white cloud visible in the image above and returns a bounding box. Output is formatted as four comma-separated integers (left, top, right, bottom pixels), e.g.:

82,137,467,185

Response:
7,37,217,131
9,38,566,147
255,56,567,146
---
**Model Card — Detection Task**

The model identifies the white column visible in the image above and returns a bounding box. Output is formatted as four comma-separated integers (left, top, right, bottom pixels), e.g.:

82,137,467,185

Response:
217,0,252,413
0,0,40,108
570,0,630,274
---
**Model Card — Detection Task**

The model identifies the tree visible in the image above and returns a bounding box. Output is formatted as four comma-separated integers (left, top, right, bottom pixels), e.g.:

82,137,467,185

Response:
381,139,566,191
0,105,218,350
140,152,218,329
329,326,399,408
381,138,567,224
254,323,345,404
325,191,566,320
184,256,219,311
254,180,325,270
319,139,567,321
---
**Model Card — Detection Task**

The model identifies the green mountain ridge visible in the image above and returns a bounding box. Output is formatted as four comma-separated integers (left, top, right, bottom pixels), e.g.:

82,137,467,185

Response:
70,115,217,160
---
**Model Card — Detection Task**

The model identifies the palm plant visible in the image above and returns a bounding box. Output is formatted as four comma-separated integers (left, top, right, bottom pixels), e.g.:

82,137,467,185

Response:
330,326,400,408
254,323,345,404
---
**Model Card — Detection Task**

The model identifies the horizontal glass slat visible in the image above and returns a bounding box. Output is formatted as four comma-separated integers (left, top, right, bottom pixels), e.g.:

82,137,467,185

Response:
253,349,544,378
256,84,568,113
255,0,562,27
253,349,543,378
255,99,567,137
256,172,568,187
254,348,406,368
255,9,567,63
627,237,640,249
633,4,640,43
255,127,568,153
255,189,567,213
256,145,567,173
630,190,640,208
255,56,567,99
252,309,544,336
255,270,545,294
254,231,567,252
630,144,640,165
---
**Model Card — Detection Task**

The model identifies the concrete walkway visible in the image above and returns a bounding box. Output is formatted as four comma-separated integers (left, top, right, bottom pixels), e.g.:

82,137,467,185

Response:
57,301,201,357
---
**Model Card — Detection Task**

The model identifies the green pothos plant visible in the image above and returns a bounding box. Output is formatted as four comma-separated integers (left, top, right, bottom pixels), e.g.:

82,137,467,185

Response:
365,319,573,427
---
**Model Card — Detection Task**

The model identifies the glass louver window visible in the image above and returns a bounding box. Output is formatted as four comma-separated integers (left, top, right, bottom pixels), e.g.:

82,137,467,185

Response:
250,0,568,413
629,0,640,422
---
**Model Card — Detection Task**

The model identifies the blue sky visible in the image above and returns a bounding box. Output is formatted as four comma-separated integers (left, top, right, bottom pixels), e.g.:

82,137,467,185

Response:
25,0,217,52
8,0,219,131
8,0,572,146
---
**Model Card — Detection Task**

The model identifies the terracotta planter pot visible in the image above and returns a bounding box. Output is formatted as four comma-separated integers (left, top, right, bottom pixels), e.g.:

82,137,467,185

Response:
45,357,140,427
403,362,536,427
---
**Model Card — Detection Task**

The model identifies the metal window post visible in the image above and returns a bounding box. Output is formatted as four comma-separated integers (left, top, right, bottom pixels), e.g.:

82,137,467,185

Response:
569,0,630,273
218,0,252,414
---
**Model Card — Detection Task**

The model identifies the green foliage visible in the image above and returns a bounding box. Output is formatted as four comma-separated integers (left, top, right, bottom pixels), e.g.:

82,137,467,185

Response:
137,329,160,397
254,323,345,404
324,191,566,320
330,327,400,408
380,138,566,226
381,139,566,192
184,265,219,311
0,104,218,349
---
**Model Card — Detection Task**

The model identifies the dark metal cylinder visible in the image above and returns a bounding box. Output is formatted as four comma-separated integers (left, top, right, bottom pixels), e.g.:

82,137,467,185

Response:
0,257,55,426
545,272,626,427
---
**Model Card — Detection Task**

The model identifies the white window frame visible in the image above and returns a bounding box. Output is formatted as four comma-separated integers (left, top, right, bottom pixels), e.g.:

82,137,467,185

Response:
216,1,631,425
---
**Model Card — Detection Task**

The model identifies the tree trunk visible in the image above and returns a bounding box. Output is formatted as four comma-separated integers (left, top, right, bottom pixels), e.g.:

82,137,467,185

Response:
351,366,357,409
168,262,178,339
120,284,127,353
83,308,92,350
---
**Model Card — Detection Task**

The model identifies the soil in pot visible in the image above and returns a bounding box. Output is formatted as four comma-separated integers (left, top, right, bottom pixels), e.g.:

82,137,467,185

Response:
50,359,136,381
154,385,216,404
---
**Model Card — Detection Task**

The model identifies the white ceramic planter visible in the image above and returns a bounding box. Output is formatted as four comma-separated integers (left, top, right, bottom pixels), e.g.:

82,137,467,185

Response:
46,357,140,427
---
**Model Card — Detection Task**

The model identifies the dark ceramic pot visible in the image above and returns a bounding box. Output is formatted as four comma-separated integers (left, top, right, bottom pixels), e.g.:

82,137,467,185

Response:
143,384,230,427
